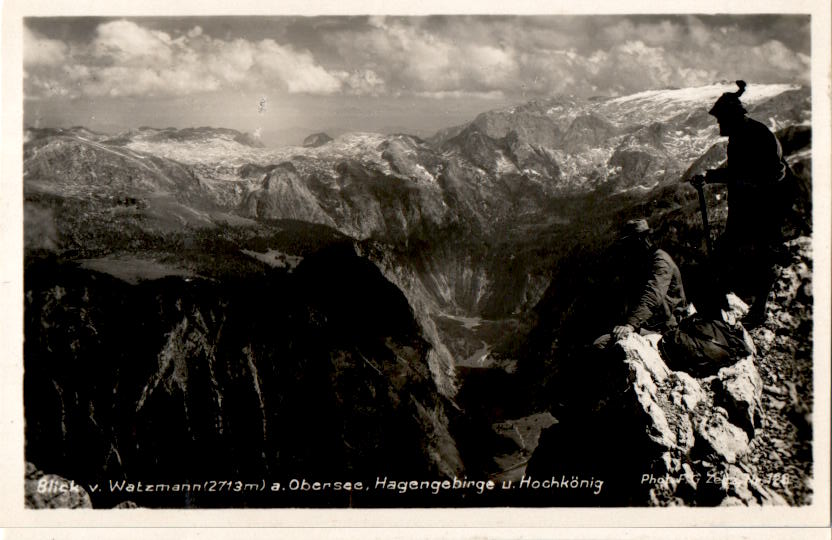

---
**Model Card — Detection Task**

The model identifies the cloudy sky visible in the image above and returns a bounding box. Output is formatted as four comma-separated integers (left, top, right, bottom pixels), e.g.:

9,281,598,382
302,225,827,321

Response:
24,15,810,145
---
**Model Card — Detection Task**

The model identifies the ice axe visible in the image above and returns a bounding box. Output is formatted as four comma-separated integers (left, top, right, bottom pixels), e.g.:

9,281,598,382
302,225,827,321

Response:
689,175,713,255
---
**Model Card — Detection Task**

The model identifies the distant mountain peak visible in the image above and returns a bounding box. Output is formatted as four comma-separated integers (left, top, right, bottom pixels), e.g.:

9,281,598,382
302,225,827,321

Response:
303,132,333,148
99,126,264,148
233,130,265,148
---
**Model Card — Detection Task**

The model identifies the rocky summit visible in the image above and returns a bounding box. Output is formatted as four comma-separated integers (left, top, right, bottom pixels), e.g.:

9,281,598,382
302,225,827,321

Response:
525,237,812,506
23,82,814,507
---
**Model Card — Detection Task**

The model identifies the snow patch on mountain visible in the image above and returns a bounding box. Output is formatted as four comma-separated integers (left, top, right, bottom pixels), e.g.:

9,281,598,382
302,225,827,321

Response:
605,83,800,121
241,249,303,270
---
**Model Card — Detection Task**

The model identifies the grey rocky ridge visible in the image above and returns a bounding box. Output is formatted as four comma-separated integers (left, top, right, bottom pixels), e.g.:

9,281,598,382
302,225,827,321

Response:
23,82,813,507
303,132,334,148
525,258,812,506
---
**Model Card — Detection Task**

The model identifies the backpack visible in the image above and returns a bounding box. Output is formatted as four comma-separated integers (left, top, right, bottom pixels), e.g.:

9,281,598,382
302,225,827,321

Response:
659,315,753,378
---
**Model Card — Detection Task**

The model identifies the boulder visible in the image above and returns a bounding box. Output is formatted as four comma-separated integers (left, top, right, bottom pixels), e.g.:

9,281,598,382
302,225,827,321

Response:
668,371,707,412
25,462,92,509
620,333,670,382
626,356,677,449
528,328,768,505
694,407,750,464
620,334,677,449
713,356,764,438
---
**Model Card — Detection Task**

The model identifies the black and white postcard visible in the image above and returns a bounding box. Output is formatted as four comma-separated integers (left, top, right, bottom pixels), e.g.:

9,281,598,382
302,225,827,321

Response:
2,0,830,534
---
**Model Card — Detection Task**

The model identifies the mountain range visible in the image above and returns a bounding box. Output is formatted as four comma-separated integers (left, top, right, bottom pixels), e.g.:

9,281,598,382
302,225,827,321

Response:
22,82,813,507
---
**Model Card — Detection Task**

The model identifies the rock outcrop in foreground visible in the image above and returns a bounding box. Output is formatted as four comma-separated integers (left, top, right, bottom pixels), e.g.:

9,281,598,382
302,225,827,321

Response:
25,462,92,509
526,237,812,506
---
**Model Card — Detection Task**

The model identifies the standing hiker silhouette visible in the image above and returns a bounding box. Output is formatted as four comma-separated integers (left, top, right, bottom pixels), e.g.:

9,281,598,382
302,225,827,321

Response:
689,81,791,326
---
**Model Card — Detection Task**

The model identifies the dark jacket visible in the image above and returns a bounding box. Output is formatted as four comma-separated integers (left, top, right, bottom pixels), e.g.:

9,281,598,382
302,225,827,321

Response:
706,116,787,244
625,249,686,332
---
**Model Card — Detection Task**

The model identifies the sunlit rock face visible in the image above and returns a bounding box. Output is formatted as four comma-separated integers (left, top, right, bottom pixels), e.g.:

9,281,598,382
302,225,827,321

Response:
525,239,812,506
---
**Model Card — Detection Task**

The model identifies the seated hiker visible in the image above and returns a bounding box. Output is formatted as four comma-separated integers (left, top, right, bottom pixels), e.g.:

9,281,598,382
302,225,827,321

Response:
553,219,686,419
593,219,687,349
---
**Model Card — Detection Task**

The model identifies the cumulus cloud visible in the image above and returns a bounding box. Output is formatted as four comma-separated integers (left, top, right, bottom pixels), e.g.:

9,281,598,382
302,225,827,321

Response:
92,20,175,64
25,19,347,99
337,69,387,96
23,27,68,66
324,15,808,99
253,39,342,94
24,16,810,101
324,17,522,98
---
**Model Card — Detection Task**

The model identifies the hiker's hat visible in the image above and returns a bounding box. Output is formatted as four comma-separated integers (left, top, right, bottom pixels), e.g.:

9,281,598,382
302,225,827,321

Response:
620,219,650,240
709,80,748,118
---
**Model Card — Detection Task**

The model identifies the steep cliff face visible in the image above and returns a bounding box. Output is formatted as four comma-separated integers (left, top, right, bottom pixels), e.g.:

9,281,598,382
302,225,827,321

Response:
606,144,668,192
560,113,619,154
241,162,336,226
24,237,462,508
